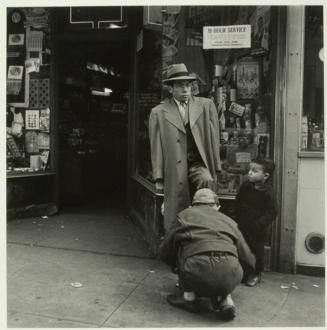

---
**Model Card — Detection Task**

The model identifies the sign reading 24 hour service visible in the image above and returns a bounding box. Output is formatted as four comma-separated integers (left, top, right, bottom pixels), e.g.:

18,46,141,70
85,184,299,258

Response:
203,25,251,49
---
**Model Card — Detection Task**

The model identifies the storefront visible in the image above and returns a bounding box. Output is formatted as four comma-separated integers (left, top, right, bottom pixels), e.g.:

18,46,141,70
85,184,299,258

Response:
6,5,324,274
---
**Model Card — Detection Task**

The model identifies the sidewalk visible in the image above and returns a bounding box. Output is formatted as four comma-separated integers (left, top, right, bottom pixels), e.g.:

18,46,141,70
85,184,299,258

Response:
6,204,325,328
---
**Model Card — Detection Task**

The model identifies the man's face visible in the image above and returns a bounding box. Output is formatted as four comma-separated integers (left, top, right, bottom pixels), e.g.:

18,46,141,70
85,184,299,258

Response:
170,80,192,102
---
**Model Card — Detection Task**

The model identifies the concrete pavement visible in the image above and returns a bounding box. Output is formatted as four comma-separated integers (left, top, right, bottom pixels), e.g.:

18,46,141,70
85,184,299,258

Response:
6,204,325,327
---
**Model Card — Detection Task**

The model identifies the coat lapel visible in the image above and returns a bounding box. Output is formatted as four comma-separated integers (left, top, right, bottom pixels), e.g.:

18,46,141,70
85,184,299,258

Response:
163,98,185,133
189,97,204,129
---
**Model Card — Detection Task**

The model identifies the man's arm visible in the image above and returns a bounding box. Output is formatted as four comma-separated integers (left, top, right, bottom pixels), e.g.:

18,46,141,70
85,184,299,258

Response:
149,110,164,190
159,217,183,266
235,229,256,276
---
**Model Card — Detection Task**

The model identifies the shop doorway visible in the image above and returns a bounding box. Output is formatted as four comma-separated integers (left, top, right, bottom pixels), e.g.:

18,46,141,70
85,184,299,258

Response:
57,40,130,208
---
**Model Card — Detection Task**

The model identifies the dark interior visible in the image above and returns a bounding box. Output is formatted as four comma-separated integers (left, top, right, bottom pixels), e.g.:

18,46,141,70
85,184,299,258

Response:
58,40,130,207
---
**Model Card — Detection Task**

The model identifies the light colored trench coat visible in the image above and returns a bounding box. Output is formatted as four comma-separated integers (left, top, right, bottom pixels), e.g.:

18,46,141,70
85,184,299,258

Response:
149,96,221,230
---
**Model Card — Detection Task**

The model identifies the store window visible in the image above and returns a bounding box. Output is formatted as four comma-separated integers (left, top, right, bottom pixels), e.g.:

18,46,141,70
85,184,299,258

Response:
6,8,52,175
301,6,324,152
136,18,163,182
136,6,277,198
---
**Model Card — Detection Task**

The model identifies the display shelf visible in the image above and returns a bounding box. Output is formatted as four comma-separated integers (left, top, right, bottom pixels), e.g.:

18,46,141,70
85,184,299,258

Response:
217,194,237,200
7,170,56,179
298,151,324,158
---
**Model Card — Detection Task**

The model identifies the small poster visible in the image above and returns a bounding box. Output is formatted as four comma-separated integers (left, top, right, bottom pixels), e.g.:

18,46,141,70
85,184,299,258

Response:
250,6,271,51
8,34,24,46
38,132,50,149
26,29,43,51
25,58,40,74
8,65,24,80
39,108,50,132
237,59,260,99
25,110,40,130
235,152,252,163
40,150,50,170
7,80,22,95
229,102,245,117
25,131,39,154
255,133,270,158
7,135,22,158
30,155,41,170
217,171,243,195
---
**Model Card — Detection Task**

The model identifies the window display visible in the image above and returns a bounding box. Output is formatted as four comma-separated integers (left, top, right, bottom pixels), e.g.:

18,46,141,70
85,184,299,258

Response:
6,8,52,174
135,6,276,197
182,6,275,196
301,6,324,152
136,27,163,182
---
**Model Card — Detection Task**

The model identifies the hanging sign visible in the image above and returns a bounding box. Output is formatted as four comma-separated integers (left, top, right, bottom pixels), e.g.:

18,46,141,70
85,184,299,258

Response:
203,25,251,49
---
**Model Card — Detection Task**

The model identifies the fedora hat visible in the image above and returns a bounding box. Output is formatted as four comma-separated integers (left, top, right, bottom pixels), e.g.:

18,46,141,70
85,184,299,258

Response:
163,63,197,84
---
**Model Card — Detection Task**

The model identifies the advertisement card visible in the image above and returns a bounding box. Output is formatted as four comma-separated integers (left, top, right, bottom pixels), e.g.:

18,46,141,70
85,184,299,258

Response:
39,108,50,132
8,34,25,46
203,25,251,49
25,110,40,130
8,66,24,80
25,58,40,74
229,102,245,116
237,60,260,99
7,80,22,95
38,132,50,149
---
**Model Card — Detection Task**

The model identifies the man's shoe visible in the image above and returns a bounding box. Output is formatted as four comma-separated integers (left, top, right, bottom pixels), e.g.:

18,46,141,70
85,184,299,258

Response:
167,294,198,313
245,273,261,287
218,294,235,321
210,296,222,311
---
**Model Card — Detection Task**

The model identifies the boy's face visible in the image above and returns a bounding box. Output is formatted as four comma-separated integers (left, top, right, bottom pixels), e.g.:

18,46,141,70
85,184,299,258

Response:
248,162,269,184
169,80,192,102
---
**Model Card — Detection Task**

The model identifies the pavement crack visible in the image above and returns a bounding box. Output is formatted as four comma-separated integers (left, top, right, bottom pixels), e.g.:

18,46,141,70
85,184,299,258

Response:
8,241,157,260
99,260,161,327
262,285,292,326
8,309,99,327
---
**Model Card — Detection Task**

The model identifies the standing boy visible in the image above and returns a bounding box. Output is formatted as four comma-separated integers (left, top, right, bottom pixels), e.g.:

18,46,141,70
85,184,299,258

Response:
235,158,277,287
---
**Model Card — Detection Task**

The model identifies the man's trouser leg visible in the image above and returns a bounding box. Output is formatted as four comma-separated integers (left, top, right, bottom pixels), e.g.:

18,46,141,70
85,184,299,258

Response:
188,162,215,199
178,253,243,298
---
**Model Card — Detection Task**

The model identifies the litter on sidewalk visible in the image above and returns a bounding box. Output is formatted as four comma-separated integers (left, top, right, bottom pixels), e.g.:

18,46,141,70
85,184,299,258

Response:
280,283,300,290
70,282,83,288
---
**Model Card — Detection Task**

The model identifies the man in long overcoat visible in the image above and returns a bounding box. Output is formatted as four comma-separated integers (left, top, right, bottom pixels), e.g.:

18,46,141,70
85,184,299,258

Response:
149,63,221,229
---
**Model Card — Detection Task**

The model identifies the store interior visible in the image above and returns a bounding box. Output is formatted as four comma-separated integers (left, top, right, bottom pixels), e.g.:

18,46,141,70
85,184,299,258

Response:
58,40,130,207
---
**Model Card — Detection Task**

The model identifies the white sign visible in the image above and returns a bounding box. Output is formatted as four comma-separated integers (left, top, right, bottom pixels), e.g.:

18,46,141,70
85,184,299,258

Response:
235,152,251,163
203,25,251,49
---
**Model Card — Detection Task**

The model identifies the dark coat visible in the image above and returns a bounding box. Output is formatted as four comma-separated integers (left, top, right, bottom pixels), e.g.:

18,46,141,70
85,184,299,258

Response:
235,181,277,240
159,204,256,275
149,96,221,229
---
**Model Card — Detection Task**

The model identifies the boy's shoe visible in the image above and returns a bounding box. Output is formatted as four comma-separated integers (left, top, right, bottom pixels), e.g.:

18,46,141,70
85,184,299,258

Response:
245,273,261,287
218,294,236,321
167,294,198,313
